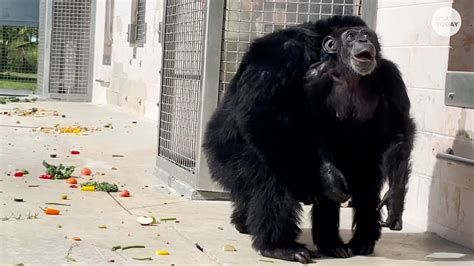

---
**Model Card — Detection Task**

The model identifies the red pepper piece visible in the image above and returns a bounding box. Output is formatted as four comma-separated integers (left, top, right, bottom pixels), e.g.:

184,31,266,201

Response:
71,150,80,155
39,174,54,179
14,171,24,177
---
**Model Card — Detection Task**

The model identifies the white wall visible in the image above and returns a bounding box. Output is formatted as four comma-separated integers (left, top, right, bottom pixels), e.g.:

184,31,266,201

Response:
92,0,163,121
377,0,473,248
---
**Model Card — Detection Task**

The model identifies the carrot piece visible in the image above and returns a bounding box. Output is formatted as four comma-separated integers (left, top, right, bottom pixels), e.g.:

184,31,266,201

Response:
72,237,81,241
44,207,60,215
66,177,78,184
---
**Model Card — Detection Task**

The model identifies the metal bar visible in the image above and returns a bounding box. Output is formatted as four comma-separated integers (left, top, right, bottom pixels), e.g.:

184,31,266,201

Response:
195,0,225,191
436,153,474,166
156,156,197,185
360,0,377,29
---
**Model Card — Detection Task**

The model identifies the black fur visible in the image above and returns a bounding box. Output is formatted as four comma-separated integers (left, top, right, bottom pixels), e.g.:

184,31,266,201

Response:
203,15,415,263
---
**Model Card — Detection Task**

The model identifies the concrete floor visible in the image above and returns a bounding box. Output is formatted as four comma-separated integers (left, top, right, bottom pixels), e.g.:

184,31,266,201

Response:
0,102,473,265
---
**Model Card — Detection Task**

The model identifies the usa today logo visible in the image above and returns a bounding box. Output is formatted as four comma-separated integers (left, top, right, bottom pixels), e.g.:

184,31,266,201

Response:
432,7,462,37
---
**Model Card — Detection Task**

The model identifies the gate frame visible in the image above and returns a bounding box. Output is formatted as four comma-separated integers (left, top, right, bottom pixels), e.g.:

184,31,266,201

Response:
37,0,96,101
156,0,378,199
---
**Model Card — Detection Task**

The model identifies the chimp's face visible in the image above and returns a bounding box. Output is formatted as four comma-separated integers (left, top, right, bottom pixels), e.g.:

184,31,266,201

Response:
323,27,380,76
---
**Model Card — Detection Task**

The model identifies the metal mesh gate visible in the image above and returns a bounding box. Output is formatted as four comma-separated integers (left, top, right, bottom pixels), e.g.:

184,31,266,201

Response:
48,0,92,98
219,0,361,99
0,26,38,92
158,0,205,172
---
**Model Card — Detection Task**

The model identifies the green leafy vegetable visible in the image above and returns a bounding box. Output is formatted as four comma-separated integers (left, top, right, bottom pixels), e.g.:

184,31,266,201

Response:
42,161,75,179
81,181,119,192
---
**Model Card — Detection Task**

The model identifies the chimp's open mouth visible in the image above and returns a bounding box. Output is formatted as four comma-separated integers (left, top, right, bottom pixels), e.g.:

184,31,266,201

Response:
353,50,374,62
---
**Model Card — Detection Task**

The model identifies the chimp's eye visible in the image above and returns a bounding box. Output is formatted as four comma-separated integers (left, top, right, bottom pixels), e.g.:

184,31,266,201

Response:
346,32,354,41
362,33,369,38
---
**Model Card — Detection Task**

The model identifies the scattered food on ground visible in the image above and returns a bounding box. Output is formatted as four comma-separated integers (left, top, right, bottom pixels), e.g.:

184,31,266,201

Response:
61,194,68,200
111,167,117,170
65,243,79,262
42,161,75,179
72,237,81,241
0,96,22,104
50,154,57,158
13,198,24,202
81,181,119,192
1,211,38,221
217,227,224,230
39,174,54,180
104,123,113,128
160,217,176,222
58,225,63,228
112,245,146,251
27,184,40,187
136,216,157,225
66,177,78,184
80,185,95,191
14,171,24,177
118,189,130,197
111,154,125,158
155,250,170,255
43,207,60,215
69,184,78,188
98,224,107,229
133,257,152,261
33,124,100,135
70,150,80,155
81,167,92,176
223,244,237,252
45,202,71,206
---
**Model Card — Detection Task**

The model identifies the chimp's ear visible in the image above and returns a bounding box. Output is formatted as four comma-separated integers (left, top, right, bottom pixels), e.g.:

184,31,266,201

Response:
323,36,337,54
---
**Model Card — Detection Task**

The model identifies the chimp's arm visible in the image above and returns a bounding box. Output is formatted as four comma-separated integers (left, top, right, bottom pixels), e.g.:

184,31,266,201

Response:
375,59,416,231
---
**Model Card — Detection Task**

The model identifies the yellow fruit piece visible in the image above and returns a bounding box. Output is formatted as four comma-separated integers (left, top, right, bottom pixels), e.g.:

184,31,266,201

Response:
81,186,95,191
98,224,107,229
223,244,237,252
73,128,81,134
155,250,170,255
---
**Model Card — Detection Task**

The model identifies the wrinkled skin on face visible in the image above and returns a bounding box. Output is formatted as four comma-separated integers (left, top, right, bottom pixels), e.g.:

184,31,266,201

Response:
322,27,380,76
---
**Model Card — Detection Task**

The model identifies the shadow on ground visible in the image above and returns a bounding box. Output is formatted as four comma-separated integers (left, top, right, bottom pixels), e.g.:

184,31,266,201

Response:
298,228,474,262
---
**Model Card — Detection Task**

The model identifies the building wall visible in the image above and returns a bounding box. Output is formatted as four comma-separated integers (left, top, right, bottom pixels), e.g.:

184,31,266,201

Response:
92,0,163,121
377,0,473,248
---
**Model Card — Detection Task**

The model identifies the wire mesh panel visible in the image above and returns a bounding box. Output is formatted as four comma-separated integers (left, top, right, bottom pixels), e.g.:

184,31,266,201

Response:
48,0,92,97
158,0,205,172
0,26,39,92
219,0,361,99
136,0,147,46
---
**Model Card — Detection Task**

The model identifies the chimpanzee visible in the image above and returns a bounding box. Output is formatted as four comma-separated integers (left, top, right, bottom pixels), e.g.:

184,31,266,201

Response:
203,15,415,263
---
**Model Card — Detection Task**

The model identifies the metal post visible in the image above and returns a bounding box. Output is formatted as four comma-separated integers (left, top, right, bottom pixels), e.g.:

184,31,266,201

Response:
195,0,226,192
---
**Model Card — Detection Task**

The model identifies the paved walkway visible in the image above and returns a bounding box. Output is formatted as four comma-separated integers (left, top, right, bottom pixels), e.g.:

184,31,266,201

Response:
1,102,473,265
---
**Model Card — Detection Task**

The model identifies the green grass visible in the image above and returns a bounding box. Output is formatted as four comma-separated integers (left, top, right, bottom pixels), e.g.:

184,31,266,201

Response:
0,72,37,79
0,80,36,91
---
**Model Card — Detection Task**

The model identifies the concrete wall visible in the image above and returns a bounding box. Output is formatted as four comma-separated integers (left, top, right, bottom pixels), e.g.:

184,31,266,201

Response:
377,0,473,248
92,0,163,121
